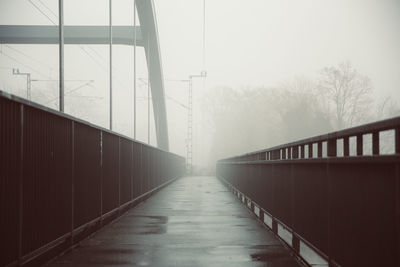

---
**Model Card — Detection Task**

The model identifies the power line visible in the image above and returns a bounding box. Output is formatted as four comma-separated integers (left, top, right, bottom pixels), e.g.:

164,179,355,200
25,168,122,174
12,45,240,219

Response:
4,44,55,71
0,51,50,78
27,0,139,96
166,94,189,109
80,46,109,72
44,81,94,104
37,0,58,18
28,0,57,24
87,47,109,65
28,0,112,74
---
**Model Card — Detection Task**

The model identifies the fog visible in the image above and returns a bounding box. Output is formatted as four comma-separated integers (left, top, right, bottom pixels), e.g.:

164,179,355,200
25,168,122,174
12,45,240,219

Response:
156,0,400,168
1,0,400,170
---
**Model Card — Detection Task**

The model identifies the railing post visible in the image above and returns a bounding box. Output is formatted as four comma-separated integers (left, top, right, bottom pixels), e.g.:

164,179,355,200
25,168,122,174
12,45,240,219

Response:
372,131,379,155
327,139,336,157
343,136,349,156
118,137,121,214
301,145,305,158
318,141,323,157
100,131,103,224
293,146,298,159
292,235,300,253
396,128,400,154
18,104,24,265
396,163,400,266
272,220,278,234
308,144,313,158
357,134,363,156
71,121,75,245
259,208,264,222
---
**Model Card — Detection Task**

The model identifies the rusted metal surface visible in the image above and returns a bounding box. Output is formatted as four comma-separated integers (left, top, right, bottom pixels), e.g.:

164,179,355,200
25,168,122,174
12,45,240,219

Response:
73,122,102,229
0,92,185,266
101,131,120,215
120,138,133,205
217,116,400,267
22,106,73,255
0,96,21,267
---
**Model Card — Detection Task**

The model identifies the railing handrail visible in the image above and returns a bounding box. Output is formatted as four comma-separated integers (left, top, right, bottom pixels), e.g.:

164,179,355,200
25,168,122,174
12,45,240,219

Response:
220,115,400,162
0,90,176,155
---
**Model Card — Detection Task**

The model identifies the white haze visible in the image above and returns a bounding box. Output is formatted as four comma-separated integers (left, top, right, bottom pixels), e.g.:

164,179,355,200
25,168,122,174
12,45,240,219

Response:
156,0,400,168
1,0,399,169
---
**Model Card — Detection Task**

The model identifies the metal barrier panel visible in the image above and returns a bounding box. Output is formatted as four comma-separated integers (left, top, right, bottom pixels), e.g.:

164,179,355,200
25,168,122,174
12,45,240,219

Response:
217,116,400,266
132,142,142,199
0,92,185,266
22,106,72,255
120,137,133,204
101,131,119,214
293,162,329,255
142,146,149,193
218,157,400,266
272,163,293,227
73,122,101,228
0,97,21,266
329,160,397,266
258,164,274,215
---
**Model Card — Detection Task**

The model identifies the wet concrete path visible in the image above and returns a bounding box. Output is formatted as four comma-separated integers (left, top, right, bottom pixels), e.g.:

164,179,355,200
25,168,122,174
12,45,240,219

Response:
47,176,302,267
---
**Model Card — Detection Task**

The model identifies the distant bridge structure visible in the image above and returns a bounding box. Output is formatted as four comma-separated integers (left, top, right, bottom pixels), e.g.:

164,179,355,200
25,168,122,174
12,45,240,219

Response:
0,0,169,150
1,1,400,267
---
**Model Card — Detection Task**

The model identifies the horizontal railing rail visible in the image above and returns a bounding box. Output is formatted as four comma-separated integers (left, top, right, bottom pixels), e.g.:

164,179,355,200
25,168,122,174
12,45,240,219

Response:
217,117,400,267
0,91,185,267
221,116,400,162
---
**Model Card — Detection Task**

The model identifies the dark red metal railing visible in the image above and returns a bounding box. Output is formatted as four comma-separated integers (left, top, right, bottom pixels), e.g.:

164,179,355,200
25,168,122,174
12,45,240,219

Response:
0,91,185,267
217,116,400,267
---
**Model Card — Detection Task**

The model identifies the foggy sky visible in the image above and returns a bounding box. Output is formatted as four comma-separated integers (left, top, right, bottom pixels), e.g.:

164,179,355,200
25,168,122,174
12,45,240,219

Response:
155,0,400,167
1,0,400,168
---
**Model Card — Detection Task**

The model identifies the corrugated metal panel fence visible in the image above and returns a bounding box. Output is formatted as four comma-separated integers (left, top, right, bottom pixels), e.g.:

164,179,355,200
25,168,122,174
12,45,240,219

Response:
0,94,185,267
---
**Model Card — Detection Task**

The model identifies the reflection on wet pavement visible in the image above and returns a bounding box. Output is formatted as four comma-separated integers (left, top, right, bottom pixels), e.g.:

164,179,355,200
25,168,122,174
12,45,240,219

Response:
46,176,302,267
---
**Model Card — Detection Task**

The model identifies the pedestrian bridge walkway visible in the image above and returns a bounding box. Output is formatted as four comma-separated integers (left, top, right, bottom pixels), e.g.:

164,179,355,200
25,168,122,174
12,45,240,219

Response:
2,94,400,267
46,176,301,267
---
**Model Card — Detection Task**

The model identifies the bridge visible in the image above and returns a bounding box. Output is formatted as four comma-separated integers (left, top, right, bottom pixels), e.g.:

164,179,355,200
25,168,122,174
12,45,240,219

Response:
1,1,400,267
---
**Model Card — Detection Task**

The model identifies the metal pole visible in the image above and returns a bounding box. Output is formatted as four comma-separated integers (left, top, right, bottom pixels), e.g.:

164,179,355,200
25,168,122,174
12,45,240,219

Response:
147,37,150,144
58,0,64,111
133,0,137,139
187,77,193,174
27,73,31,100
12,69,31,101
148,78,150,144
202,0,206,70
109,0,113,130
186,72,206,174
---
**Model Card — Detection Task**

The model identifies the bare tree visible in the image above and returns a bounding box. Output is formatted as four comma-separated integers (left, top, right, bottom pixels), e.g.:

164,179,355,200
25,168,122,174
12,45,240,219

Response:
377,96,400,120
276,77,332,141
318,61,373,129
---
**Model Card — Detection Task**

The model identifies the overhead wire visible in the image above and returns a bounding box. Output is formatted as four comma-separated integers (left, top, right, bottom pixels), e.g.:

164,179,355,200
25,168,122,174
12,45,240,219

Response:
28,0,57,24
44,81,94,104
0,50,50,78
23,0,150,128
37,0,58,18
24,0,135,98
28,0,111,73
33,0,134,92
4,44,55,71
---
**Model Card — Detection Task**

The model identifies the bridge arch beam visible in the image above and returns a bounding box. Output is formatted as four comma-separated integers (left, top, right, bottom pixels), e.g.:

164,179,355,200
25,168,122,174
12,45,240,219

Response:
0,0,169,150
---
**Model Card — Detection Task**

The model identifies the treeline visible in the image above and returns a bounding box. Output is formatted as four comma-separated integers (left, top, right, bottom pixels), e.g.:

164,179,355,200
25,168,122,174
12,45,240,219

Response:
203,62,400,162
